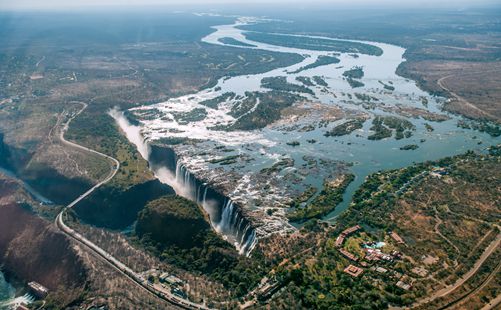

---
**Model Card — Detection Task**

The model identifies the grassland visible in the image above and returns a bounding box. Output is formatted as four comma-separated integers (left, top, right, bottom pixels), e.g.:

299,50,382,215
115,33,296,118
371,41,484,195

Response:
398,60,501,123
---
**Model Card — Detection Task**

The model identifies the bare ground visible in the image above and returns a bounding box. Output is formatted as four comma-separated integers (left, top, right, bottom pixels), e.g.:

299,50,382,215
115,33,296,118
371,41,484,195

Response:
399,60,501,123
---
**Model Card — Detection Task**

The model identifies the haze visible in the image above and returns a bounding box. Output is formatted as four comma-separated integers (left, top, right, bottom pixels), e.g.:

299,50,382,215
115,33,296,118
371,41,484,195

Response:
1,0,499,11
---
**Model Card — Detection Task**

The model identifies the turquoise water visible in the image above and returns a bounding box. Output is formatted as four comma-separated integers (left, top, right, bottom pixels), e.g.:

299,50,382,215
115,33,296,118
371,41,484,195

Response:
363,242,386,249
0,272,15,308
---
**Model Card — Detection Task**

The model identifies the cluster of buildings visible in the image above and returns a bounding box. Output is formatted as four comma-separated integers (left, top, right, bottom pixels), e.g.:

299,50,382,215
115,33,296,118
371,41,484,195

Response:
364,248,402,263
159,272,183,287
159,272,187,299
335,224,413,291
430,166,449,178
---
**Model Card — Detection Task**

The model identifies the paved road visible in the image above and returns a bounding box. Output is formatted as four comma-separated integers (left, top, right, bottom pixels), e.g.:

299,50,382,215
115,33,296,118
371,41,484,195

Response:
412,230,501,308
55,102,211,310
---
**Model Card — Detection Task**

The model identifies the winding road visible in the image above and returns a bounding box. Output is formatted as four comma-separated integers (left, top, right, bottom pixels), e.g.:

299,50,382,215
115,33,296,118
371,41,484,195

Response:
437,74,497,121
54,102,211,310
412,229,501,308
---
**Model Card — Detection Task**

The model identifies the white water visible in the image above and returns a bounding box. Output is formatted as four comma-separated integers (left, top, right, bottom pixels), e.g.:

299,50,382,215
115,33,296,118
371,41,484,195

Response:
0,294,35,309
0,273,34,310
109,108,191,197
111,109,258,255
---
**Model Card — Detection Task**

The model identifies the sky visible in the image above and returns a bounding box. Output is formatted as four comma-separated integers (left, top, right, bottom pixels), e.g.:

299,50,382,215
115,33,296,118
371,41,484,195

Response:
1,0,499,11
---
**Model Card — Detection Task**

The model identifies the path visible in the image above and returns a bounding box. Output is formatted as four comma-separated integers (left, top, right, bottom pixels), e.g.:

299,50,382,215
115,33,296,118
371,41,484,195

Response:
437,74,497,121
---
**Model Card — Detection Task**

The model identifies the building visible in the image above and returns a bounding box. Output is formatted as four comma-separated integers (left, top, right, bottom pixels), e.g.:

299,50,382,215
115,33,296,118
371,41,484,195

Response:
390,231,405,244
365,252,381,262
335,235,345,247
160,274,183,286
396,280,412,291
159,272,170,282
411,267,429,277
28,281,49,299
341,225,361,236
375,267,388,274
171,287,187,299
431,167,448,176
335,225,362,248
343,265,363,277
339,248,358,262
257,280,283,301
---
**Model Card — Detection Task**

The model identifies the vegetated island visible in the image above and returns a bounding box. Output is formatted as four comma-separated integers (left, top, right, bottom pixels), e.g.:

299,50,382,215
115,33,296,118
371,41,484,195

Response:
244,32,383,56
289,55,340,74
343,66,365,88
288,173,355,222
325,119,365,137
218,37,257,47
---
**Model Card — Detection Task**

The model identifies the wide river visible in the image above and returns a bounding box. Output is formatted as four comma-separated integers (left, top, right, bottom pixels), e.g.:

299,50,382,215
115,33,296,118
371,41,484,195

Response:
120,15,499,242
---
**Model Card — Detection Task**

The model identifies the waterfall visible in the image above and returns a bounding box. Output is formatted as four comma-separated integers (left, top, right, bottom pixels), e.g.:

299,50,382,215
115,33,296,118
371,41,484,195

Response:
174,163,258,256
216,199,257,256
111,109,258,256
0,293,36,309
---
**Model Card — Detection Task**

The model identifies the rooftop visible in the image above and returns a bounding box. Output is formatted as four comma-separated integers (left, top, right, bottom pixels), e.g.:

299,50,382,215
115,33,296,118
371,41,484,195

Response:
344,265,363,277
390,231,405,244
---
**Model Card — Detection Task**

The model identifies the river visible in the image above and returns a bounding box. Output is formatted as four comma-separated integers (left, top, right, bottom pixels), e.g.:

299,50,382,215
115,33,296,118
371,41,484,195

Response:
116,15,499,251
0,272,15,308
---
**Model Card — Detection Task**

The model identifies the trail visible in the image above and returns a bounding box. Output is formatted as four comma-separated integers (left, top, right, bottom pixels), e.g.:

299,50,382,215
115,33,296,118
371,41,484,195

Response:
437,74,497,121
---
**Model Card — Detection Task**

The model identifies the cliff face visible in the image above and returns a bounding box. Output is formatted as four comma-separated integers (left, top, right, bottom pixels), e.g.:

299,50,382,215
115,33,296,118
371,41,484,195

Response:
0,203,87,304
75,179,175,229
0,132,92,206
136,195,211,249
